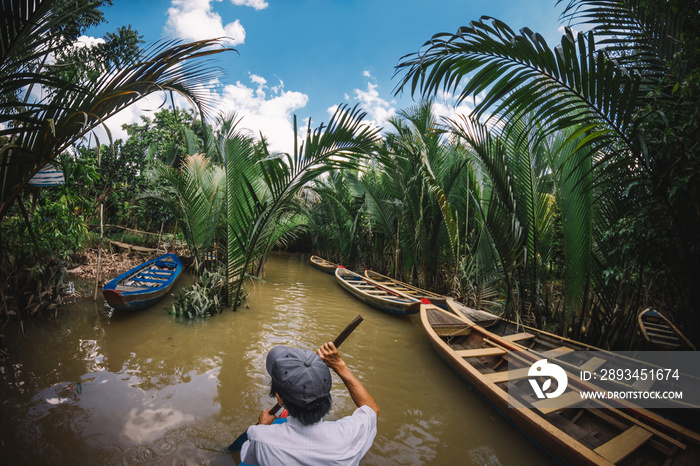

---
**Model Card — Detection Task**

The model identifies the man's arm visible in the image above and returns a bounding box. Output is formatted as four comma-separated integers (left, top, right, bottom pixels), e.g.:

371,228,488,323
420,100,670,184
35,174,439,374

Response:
317,342,379,417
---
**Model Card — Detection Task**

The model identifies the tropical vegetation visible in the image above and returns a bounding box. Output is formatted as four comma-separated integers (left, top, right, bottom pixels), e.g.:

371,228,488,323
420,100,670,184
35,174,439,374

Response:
388,0,700,347
1,0,698,351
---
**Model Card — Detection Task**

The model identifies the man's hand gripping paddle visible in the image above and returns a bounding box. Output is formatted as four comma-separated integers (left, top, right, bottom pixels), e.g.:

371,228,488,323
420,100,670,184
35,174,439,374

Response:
225,314,364,453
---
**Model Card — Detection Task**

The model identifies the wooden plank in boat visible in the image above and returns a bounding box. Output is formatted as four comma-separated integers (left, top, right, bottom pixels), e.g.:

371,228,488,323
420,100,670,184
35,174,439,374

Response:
116,284,149,292
454,347,507,358
579,357,606,373
540,346,575,358
631,377,655,391
646,332,682,342
643,323,677,334
134,276,167,283
484,367,531,384
588,408,686,451
501,332,535,342
533,391,584,415
593,425,653,464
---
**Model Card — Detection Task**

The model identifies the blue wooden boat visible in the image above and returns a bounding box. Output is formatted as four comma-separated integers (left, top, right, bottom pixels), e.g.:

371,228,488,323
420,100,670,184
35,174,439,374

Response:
638,308,696,350
103,253,182,311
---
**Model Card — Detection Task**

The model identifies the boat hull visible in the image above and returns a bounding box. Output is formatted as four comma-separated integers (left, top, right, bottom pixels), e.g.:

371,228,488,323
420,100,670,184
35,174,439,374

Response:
638,308,696,350
363,269,449,309
420,303,700,465
309,255,338,274
335,267,420,315
103,253,183,311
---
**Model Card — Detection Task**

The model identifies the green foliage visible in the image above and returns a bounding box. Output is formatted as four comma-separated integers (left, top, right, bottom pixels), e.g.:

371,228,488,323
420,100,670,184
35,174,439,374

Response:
392,0,700,346
0,0,234,222
139,153,225,273
4,198,88,261
169,269,226,319
0,196,85,318
53,25,144,83
0,250,66,318
225,105,379,309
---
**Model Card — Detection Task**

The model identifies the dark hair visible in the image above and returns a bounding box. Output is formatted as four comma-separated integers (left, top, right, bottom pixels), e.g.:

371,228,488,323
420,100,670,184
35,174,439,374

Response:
270,381,332,426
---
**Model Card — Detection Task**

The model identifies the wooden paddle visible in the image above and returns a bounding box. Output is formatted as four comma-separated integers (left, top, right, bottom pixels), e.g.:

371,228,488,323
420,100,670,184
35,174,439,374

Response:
225,314,365,453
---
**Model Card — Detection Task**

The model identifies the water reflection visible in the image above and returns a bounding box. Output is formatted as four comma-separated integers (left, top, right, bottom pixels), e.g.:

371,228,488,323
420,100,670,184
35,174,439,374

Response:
0,252,555,465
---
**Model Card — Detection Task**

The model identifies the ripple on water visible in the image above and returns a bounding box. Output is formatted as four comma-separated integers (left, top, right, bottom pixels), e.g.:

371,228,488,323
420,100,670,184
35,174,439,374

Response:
469,445,502,465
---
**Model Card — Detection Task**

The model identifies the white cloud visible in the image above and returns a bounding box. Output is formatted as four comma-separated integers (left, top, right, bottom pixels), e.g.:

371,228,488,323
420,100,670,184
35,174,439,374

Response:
230,0,268,9
86,93,178,145
349,81,396,131
363,70,371,78
86,75,309,154
166,0,246,44
215,75,309,152
75,35,105,48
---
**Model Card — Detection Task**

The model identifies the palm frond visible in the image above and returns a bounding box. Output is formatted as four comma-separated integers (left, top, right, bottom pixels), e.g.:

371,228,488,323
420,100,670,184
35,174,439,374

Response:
394,18,642,157
0,0,234,220
557,0,685,75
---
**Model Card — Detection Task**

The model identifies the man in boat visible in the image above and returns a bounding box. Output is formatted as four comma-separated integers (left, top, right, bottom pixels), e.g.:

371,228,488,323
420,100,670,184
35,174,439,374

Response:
240,342,379,465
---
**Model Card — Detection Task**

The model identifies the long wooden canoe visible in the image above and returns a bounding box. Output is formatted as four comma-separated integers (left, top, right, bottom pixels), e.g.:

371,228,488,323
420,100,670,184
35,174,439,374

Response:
421,301,700,465
449,300,700,421
638,308,696,350
310,255,338,274
103,253,182,311
335,266,420,315
363,269,449,309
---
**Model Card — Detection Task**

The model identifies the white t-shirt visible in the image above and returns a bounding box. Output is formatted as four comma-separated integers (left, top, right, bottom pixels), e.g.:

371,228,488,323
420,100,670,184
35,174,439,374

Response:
241,405,377,466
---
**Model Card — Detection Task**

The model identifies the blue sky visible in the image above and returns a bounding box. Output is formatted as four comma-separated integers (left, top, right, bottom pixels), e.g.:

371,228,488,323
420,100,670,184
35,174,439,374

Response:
87,0,567,151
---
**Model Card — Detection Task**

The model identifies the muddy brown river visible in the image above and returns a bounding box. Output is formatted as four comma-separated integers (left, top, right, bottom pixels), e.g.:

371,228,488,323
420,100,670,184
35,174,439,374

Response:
0,252,554,465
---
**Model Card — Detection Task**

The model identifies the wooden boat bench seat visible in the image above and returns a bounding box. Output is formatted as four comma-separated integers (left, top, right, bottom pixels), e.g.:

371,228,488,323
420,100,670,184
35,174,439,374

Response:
540,346,575,358
454,347,507,358
533,391,584,415
133,276,168,283
579,357,606,373
501,332,535,342
140,272,172,278
484,367,531,384
593,425,653,464
115,284,149,292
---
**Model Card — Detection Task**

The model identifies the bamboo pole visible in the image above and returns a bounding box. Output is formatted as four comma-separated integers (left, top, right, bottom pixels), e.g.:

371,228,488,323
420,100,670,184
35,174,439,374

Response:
94,145,103,301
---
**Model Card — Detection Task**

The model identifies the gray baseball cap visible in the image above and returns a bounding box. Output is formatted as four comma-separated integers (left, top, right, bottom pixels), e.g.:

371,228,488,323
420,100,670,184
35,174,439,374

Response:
266,346,332,407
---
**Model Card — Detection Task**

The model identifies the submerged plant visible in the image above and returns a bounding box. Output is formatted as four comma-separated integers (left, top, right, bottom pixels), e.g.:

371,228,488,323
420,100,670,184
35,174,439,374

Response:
169,268,226,319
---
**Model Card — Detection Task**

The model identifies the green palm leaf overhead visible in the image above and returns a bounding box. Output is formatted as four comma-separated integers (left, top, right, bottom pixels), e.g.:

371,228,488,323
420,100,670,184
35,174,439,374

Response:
0,0,234,220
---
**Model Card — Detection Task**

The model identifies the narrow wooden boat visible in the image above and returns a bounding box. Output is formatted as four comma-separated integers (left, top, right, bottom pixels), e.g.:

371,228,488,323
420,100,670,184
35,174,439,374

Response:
309,255,338,274
447,300,700,421
638,308,696,350
335,266,420,315
421,301,700,465
363,269,449,309
103,253,183,311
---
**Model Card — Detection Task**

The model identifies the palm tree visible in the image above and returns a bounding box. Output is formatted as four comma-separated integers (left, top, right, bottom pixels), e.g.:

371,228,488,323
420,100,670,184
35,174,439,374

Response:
0,0,233,221
139,153,226,273
394,0,699,343
305,170,366,267
225,104,379,309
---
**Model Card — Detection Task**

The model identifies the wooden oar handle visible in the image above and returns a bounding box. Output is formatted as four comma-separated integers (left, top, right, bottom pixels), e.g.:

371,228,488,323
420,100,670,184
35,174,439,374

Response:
267,314,364,416
333,314,364,348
